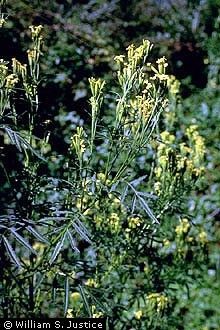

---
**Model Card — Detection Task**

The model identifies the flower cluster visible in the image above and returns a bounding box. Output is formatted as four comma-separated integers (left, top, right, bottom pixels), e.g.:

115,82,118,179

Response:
70,126,86,167
134,310,143,320
91,305,103,318
5,73,18,90
85,278,98,288
167,75,180,96
175,218,190,236
27,25,43,83
160,218,209,259
149,57,169,82
88,77,105,152
29,25,43,39
0,17,5,27
186,125,206,167
198,230,208,246
127,216,143,229
154,126,205,197
115,40,152,81
0,59,18,116
147,293,169,313
12,58,27,80
10,25,43,103
89,77,105,99
130,94,153,122
94,211,122,234
113,39,168,133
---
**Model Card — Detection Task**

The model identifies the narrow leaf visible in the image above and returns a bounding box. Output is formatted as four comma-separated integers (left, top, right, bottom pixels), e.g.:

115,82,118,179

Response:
67,230,80,253
49,233,66,265
131,175,147,187
78,285,92,317
13,131,22,152
10,228,37,255
3,236,21,268
64,277,69,316
26,225,49,244
72,222,92,244
137,194,159,224
34,273,46,294
131,195,137,214
138,191,158,200
121,185,128,203
5,127,16,145
75,218,90,237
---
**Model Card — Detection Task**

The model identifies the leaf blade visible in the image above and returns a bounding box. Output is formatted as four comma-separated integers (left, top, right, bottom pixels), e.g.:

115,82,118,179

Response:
49,233,66,265
3,236,21,268
10,228,37,255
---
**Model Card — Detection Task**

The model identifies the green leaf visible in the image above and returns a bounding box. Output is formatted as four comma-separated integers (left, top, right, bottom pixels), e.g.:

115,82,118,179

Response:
49,233,66,265
78,285,92,317
64,276,69,316
1,125,46,161
131,175,147,187
3,236,21,268
137,194,159,224
10,228,37,255
72,221,92,244
26,225,49,244
67,229,80,253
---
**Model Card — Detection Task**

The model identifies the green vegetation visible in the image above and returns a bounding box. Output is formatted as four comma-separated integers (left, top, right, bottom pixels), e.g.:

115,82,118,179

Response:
0,1,219,329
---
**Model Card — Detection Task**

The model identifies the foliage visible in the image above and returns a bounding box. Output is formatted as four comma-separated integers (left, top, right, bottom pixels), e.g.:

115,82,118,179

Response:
0,1,219,329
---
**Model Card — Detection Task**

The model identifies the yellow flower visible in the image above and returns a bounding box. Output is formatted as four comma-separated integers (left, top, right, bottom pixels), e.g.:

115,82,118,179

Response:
155,166,162,178
0,59,8,78
5,74,18,89
27,49,37,60
89,77,105,98
80,140,86,153
154,181,162,194
163,239,170,247
147,293,168,313
198,230,208,245
71,127,86,158
108,212,121,233
126,44,135,60
29,25,43,38
128,216,142,229
97,172,106,182
92,312,103,318
134,310,143,320
160,131,175,144
92,305,103,318
167,75,180,95
12,58,27,79
175,218,190,236
114,55,125,64
0,18,6,28
156,56,168,74
85,278,98,288
71,292,81,302
186,236,194,243
66,309,73,318
158,155,168,168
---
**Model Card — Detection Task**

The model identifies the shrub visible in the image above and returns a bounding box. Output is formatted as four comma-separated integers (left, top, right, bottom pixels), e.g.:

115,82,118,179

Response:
0,3,214,329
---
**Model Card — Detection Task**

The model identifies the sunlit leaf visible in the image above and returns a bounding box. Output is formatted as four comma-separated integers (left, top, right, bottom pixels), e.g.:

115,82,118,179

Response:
49,233,66,265
67,230,80,253
26,225,49,244
64,276,69,316
78,285,92,317
10,228,37,255
3,236,21,268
